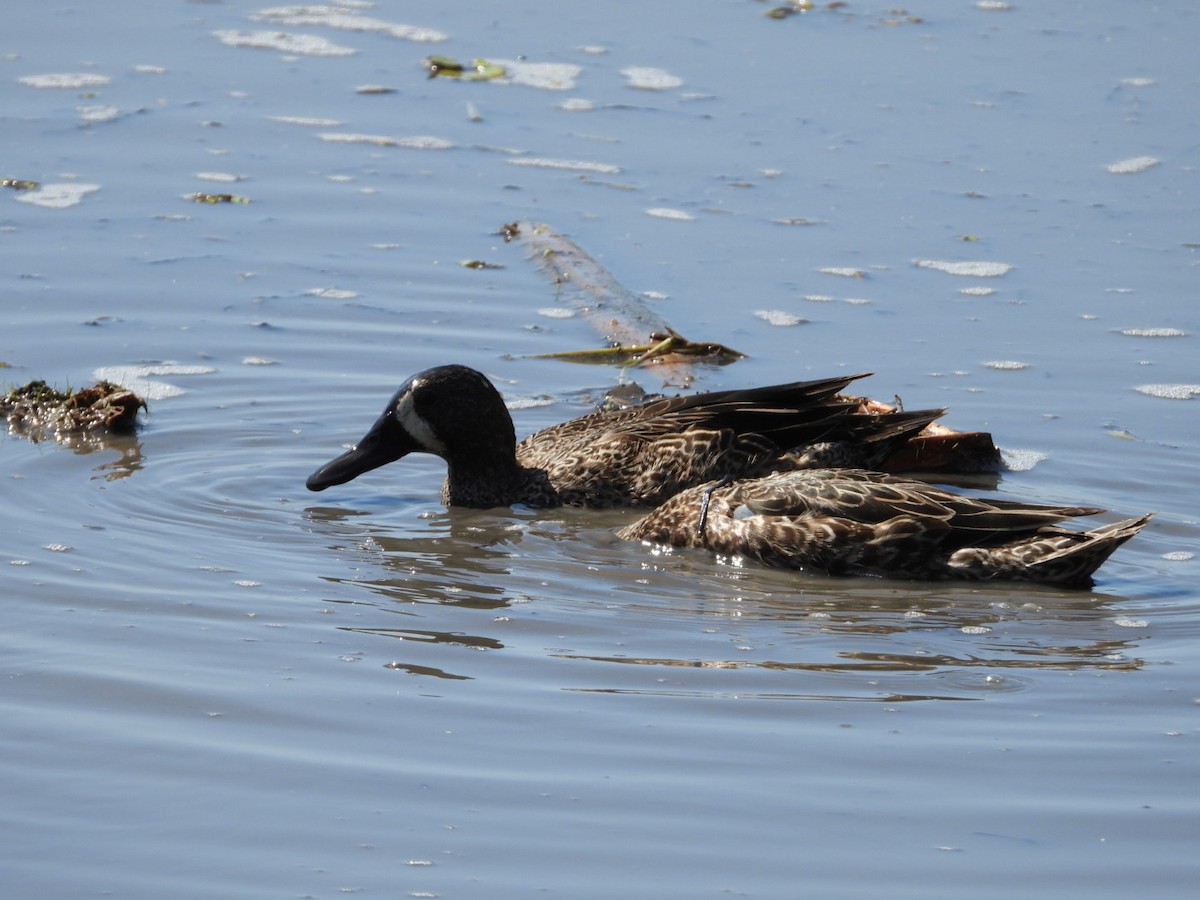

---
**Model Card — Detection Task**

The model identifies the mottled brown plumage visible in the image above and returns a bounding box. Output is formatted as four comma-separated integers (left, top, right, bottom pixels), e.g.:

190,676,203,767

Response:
306,365,942,508
619,469,1151,586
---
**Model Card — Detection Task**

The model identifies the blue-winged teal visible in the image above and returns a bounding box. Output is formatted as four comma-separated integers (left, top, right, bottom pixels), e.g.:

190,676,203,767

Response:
619,469,1151,586
306,364,943,508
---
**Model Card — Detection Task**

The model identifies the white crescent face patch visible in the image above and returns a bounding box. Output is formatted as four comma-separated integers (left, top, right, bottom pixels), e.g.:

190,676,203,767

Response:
394,377,447,455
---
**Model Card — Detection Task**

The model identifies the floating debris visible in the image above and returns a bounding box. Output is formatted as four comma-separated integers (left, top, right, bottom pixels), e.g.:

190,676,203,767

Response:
2,380,146,440
1119,327,1186,337
460,259,504,270
1134,384,1200,400
355,84,397,94
531,329,745,368
213,30,356,57
915,259,1014,277
422,55,506,81
14,183,101,209
621,66,683,90
189,192,251,204
1107,155,1159,175
819,266,867,279
18,72,111,89
766,1,815,18
2,179,39,191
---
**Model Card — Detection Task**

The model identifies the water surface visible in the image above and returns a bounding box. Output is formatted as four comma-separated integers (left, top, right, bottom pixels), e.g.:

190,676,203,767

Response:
3,2,1198,898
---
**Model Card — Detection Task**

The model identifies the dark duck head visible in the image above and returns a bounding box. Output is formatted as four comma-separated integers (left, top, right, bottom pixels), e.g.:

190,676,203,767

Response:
305,365,522,500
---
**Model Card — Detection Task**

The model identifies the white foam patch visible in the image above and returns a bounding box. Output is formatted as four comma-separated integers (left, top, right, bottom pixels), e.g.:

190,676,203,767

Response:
621,66,683,90
489,59,581,91
645,207,695,220
508,157,620,174
213,30,357,56
915,259,1013,277
14,183,101,209
1107,155,1159,175
1000,448,1046,472
755,310,807,326
94,364,216,400
20,72,111,89
1119,327,1186,337
1135,383,1200,400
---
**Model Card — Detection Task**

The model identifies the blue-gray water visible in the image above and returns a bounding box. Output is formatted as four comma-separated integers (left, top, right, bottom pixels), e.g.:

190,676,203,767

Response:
3,2,1198,898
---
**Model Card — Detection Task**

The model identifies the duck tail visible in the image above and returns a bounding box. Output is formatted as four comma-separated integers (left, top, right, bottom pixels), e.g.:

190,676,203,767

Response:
951,513,1153,586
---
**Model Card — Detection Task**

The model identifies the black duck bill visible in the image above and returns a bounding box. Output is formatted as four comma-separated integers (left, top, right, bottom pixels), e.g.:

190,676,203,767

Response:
305,405,420,491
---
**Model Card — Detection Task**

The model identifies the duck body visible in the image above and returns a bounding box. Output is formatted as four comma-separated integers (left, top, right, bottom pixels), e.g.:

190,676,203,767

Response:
306,364,943,509
619,469,1151,586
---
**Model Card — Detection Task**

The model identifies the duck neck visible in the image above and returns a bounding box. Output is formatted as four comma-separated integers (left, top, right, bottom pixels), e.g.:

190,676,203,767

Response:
442,456,553,508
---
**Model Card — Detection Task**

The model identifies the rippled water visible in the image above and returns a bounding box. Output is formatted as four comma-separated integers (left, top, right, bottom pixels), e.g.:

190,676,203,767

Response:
4,2,1199,898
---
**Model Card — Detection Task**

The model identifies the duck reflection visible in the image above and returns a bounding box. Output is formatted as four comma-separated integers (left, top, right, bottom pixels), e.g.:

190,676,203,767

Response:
303,503,1147,697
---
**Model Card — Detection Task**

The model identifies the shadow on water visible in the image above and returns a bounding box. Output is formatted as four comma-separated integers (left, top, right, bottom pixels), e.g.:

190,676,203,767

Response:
301,502,1149,699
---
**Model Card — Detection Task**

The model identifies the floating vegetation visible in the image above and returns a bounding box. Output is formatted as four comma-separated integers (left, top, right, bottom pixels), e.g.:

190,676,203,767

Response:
426,56,581,90
915,259,1014,277
3,179,39,191
2,380,146,440
355,84,397,94
14,183,101,209
531,329,745,368
422,55,506,81
766,1,815,18
1107,156,1159,175
189,192,251,204
460,259,504,270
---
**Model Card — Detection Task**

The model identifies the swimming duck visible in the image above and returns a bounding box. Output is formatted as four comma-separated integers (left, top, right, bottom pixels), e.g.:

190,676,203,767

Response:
619,469,1151,586
306,364,943,508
